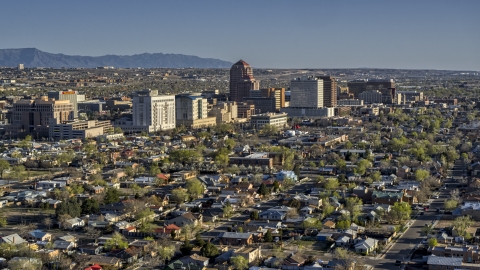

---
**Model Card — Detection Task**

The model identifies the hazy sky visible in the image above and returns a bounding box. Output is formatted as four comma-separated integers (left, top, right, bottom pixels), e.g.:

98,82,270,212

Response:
1,0,479,70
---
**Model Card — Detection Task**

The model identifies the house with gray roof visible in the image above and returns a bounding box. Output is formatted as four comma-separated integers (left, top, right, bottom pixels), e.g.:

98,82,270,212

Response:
354,238,378,254
219,232,254,246
0,234,27,245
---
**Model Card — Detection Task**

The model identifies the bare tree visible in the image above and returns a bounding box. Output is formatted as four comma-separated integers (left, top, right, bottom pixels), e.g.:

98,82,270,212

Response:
43,218,53,230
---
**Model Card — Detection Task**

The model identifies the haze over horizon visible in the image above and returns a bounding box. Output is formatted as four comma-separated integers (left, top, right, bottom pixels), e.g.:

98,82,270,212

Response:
1,0,479,71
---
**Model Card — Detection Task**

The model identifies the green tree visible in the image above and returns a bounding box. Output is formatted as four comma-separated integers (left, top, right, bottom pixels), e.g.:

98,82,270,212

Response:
215,148,230,168
224,138,236,150
415,169,430,181
250,211,259,220
453,216,473,238
371,171,381,182
336,219,351,230
223,201,234,218
105,232,128,250
194,232,206,247
180,239,193,255
428,238,438,247
157,244,175,266
260,124,278,136
257,183,270,197
81,198,100,215
186,179,205,200
200,242,219,258
104,188,121,204
56,198,82,217
264,229,273,242
171,188,189,204
231,255,249,270
345,197,363,221
324,178,339,191
387,202,412,224
169,149,203,164
0,159,10,178
322,201,335,217
114,127,124,134
444,200,458,211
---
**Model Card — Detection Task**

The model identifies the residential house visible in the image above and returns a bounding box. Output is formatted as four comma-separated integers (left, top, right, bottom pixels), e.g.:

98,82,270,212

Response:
354,238,378,254
202,208,223,222
53,240,76,253
88,256,122,268
179,254,210,267
219,232,254,246
128,239,153,252
27,230,52,242
154,224,181,238
258,210,286,221
426,256,480,270
0,234,27,245
78,244,103,255
64,217,85,229
397,166,412,179
106,247,140,264
283,252,306,267
336,236,351,247
323,220,336,229
371,189,414,205
232,246,262,263
164,212,202,228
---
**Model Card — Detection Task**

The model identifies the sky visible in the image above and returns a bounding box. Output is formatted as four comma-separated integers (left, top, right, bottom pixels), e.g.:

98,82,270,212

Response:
1,0,479,70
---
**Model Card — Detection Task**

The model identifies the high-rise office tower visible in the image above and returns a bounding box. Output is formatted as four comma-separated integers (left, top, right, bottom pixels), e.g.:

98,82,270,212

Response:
290,77,324,108
48,90,79,118
229,60,259,102
175,93,216,128
317,76,337,107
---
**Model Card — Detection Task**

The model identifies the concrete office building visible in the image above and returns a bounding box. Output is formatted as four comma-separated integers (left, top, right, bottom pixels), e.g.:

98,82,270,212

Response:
347,79,395,98
17,64,24,70
337,99,364,106
48,91,80,118
175,93,216,128
229,60,259,102
250,112,288,129
208,101,238,123
317,76,337,107
290,77,324,108
116,89,175,133
359,90,383,104
49,120,113,140
237,103,255,118
397,91,424,102
280,107,335,118
7,96,74,138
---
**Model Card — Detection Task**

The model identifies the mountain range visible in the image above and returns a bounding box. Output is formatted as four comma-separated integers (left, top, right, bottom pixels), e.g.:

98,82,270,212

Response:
0,48,233,68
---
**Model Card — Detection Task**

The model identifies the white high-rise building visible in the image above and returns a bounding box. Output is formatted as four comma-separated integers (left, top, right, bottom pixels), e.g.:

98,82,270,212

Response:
132,89,176,132
290,77,324,108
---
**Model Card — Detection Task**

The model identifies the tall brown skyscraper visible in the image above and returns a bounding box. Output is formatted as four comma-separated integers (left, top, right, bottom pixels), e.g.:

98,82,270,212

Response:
317,76,337,107
229,60,259,102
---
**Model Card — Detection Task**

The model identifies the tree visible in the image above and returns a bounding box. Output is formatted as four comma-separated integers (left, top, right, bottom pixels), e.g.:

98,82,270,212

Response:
81,198,100,215
286,208,299,219
43,217,52,230
104,188,121,204
387,202,412,224
336,219,351,230
186,179,205,200
0,159,10,178
8,257,42,270
260,124,278,136
288,198,301,209
223,201,234,218
56,198,82,218
422,225,434,236
105,232,128,250
444,200,458,211
224,138,236,150
180,240,193,255
453,216,473,238
302,217,322,230
257,183,269,197
428,238,438,247
415,169,430,181
345,197,363,221
250,211,259,220
231,255,249,270
322,201,335,218
194,232,206,247
371,171,381,182
324,178,339,191
200,242,219,258
114,127,124,134
171,188,189,204
264,229,273,242
157,244,175,266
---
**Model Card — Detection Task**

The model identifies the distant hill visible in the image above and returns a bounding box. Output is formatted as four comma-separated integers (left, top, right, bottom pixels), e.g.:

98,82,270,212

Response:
0,48,233,68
